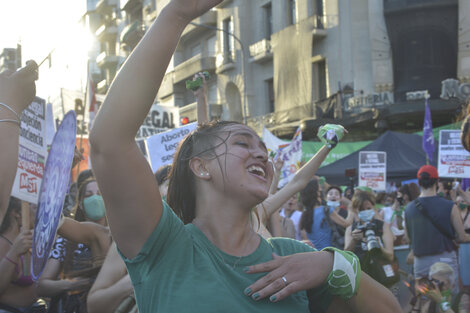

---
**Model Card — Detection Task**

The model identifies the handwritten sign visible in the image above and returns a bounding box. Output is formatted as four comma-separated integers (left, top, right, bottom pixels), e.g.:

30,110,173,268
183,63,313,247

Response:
438,130,470,178
359,151,387,191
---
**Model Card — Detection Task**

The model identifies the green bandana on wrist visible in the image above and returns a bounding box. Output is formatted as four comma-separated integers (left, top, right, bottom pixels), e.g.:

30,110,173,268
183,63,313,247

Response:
317,124,345,149
322,247,361,300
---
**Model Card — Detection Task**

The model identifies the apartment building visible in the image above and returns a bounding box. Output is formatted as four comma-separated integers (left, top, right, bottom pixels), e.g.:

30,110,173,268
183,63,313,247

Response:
86,0,466,140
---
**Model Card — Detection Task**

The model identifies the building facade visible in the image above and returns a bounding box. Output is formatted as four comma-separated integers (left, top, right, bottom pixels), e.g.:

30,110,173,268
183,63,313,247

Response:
84,0,466,140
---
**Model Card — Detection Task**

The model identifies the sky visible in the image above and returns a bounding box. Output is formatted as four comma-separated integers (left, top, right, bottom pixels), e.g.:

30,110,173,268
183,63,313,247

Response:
0,0,88,64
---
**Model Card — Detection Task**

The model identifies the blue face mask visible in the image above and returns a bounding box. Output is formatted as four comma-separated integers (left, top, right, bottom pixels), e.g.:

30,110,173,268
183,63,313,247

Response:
83,195,106,221
327,201,340,208
358,209,375,223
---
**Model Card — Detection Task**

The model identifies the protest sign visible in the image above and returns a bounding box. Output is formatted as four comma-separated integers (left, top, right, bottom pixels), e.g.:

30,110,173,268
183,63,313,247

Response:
358,151,387,191
438,130,470,178
278,127,303,188
11,97,48,204
32,111,76,280
262,127,289,159
146,123,197,172
137,103,180,139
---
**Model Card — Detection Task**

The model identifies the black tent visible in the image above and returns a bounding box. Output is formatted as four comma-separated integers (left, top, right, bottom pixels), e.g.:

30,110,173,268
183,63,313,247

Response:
316,131,438,186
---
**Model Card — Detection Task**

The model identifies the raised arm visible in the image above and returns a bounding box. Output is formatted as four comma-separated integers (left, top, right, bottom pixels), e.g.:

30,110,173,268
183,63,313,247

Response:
0,61,37,223
89,0,222,258
260,145,331,221
87,242,133,313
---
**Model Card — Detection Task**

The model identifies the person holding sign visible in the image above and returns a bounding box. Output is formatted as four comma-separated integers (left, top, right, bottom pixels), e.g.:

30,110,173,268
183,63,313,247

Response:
0,197,37,312
0,61,38,226
89,0,401,312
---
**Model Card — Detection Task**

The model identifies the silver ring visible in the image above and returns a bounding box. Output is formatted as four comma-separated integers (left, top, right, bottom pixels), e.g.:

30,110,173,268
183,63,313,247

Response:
281,276,288,286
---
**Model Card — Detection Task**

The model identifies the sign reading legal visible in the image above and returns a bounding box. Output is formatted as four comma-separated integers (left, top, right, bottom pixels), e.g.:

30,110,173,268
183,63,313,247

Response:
136,103,179,139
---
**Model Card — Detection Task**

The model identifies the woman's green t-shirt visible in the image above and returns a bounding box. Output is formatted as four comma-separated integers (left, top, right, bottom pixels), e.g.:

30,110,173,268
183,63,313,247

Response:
119,202,333,312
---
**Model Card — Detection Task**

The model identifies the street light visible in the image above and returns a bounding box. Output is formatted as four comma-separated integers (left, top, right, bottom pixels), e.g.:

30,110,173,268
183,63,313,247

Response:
189,21,249,125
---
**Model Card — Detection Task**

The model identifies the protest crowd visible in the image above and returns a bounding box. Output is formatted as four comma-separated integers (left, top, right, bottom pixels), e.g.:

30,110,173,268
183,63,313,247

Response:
1,1,470,313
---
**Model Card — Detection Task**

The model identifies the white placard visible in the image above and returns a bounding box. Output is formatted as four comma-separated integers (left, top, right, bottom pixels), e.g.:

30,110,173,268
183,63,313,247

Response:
358,151,387,191
11,97,48,204
146,123,197,172
136,103,180,139
438,130,470,178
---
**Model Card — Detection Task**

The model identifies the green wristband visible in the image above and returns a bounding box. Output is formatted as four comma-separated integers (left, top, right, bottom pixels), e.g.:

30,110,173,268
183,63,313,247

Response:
439,300,451,312
322,247,361,300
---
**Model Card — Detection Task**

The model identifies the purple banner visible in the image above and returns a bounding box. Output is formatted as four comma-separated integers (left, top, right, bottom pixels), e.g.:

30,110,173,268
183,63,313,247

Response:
31,111,76,281
422,98,435,162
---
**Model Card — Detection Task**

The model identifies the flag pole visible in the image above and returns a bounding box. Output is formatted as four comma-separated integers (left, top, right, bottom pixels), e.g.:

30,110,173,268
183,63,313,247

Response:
77,60,90,177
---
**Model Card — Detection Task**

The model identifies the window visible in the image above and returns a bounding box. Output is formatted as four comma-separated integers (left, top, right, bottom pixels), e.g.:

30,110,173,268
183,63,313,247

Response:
207,35,217,56
288,0,297,25
266,78,275,113
263,2,273,38
222,17,234,59
312,59,327,101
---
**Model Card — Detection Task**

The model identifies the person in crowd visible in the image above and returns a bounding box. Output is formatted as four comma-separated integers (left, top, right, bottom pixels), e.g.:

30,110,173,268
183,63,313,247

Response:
324,185,354,248
415,262,470,313
344,190,394,262
0,61,37,225
405,165,470,296
456,195,470,293
87,242,134,313
344,187,354,200
279,195,302,240
299,180,353,250
379,193,407,246
0,197,37,312
154,165,171,200
37,172,111,313
88,0,401,312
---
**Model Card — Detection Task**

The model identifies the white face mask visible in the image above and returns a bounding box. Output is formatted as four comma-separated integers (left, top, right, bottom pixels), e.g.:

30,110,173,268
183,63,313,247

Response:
327,201,340,208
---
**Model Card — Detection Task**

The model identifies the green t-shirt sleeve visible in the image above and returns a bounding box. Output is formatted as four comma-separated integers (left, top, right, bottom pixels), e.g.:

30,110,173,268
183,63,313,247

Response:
118,200,188,265
268,238,334,312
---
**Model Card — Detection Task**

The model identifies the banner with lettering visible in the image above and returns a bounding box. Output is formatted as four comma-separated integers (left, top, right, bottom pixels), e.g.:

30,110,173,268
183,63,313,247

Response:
146,123,197,172
136,103,180,139
438,130,470,178
11,97,48,204
358,151,387,191
278,127,303,188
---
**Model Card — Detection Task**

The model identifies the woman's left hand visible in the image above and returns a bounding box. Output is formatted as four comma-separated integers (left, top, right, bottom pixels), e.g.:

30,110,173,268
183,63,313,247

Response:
243,251,333,302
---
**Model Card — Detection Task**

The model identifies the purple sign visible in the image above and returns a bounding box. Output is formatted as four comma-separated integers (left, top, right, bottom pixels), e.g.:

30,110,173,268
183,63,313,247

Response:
31,111,76,280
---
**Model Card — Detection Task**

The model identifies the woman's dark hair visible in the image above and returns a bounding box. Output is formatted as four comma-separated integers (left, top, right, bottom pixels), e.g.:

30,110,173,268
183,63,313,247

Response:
0,197,21,234
167,120,242,224
351,190,376,212
399,183,420,202
299,179,320,233
418,172,437,189
155,165,171,185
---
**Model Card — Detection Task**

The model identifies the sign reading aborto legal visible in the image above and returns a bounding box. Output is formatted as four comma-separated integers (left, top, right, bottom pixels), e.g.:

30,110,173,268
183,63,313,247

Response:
11,97,47,204
438,130,470,178
146,122,197,172
32,111,76,281
136,103,180,139
358,151,387,191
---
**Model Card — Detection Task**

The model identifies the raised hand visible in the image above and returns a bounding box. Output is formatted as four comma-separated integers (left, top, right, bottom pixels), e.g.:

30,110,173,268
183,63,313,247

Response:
317,124,347,149
0,60,38,117
168,0,223,22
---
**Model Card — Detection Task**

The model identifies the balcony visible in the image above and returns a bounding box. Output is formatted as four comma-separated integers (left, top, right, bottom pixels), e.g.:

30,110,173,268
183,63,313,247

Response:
95,22,118,41
310,15,333,38
249,39,272,63
96,51,120,68
173,54,216,83
97,79,109,94
181,10,217,41
96,0,118,14
120,21,146,48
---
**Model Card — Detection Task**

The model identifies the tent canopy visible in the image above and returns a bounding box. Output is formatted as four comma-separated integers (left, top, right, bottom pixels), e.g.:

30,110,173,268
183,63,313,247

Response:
316,131,438,186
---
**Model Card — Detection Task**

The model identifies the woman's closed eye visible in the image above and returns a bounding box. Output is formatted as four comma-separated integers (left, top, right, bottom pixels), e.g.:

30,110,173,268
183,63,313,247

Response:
235,142,249,147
